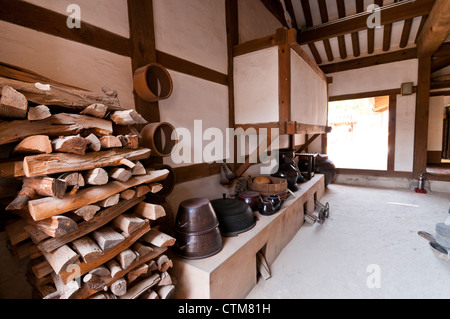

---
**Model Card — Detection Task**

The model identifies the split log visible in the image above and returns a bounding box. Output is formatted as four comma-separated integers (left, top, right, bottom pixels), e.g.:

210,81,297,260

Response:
96,194,120,208
80,103,107,118
126,264,148,284
83,168,109,186
89,292,117,299
110,278,127,297
0,113,113,146
106,259,123,278
52,135,88,155
24,224,49,244
92,227,125,251
73,205,101,222
132,242,153,257
52,274,80,299
85,133,101,152
148,183,163,193
110,110,148,126
34,216,78,238
156,285,175,299
0,158,24,178
131,162,146,176
109,167,132,182
118,135,139,149
4,219,29,246
37,197,145,253
12,135,52,155
27,170,169,221
120,189,136,200
141,290,159,299
112,214,145,235
133,202,166,221
0,85,28,118
0,76,122,110
134,185,151,197
119,273,160,299
89,266,111,278
156,255,173,272
147,260,158,272
42,244,79,274
28,105,51,121
7,177,67,211
71,237,103,263
141,229,176,248
58,172,85,188
117,249,137,269
100,136,122,149
83,274,106,291
158,272,172,286
23,148,151,178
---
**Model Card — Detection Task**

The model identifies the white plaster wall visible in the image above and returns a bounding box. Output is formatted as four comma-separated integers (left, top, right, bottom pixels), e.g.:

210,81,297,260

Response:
291,49,328,126
23,0,130,38
234,47,279,125
0,21,134,108
159,70,229,168
428,96,446,152
395,94,416,172
153,0,228,74
238,0,283,43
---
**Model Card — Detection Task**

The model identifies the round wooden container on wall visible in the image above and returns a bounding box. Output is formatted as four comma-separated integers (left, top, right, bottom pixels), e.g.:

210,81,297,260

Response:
140,122,178,157
133,63,173,102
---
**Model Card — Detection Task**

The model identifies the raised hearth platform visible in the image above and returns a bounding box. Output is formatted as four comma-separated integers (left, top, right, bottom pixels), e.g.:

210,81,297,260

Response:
170,174,326,299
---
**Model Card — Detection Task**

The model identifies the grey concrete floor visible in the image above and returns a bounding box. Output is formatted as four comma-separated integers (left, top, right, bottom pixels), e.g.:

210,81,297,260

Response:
247,184,450,299
1,183,449,299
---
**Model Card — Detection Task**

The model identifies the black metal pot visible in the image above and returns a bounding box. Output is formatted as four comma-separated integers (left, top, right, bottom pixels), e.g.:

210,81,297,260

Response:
271,149,304,191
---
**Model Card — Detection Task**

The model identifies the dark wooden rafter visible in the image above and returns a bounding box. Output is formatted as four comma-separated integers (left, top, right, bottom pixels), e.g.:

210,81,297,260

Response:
400,18,414,48
336,0,348,59
351,0,364,57
300,0,323,64
432,43,450,72
369,0,384,54
284,0,298,29
415,15,429,43
260,0,288,28
318,0,335,62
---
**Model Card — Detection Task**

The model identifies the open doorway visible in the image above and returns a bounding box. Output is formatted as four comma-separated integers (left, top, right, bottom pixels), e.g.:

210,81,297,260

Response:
327,96,390,171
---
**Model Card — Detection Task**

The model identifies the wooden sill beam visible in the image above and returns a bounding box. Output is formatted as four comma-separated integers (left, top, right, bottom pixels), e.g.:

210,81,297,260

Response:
297,0,435,45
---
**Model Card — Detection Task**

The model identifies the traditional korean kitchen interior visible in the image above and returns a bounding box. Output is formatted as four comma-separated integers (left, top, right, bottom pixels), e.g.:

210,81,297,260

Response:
0,0,450,302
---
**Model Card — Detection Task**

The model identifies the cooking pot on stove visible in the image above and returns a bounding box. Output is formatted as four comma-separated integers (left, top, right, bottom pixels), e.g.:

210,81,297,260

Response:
210,194,257,237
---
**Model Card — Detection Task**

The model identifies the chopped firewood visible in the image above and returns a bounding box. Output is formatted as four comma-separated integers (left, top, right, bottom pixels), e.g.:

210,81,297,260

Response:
52,273,80,299
5,219,29,246
147,260,158,272
71,236,103,263
85,133,101,152
102,86,118,97
0,85,28,118
134,184,151,197
119,273,160,299
106,259,123,277
120,189,136,200
257,252,271,280
0,113,113,146
141,229,176,248
89,266,111,278
118,135,139,149
117,249,137,269
132,242,153,257
7,177,67,211
12,135,52,155
99,135,122,149
92,227,125,251
96,194,120,208
131,161,146,176
28,105,52,121
110,109,148,126
126,264,148,284
110,278,127,297
89,292,117,299
23,148,151,178
83,168,109,186
73,205,101,222
109,167,132,182
155,284,175,300
156,255,173,272
148,183,163,193
42,245,79,274
52,135,88,155
133,202,166,221
80,103,108,118
83,273,107,291
140,290,159,299
24,224,49,245
34,216,78,238
158,272,172,286
112,214,145,235
58,172,85,188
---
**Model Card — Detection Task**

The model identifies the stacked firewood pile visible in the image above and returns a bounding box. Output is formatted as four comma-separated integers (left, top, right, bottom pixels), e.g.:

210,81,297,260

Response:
0,69,177,299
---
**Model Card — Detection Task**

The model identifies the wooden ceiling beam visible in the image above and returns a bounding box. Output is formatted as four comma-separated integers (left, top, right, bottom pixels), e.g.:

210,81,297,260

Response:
417,0,450,57
300,0,322,64
298,0,435,45
260,0,288,28
336,0,348,59
318,0,334,62
400,18,414,48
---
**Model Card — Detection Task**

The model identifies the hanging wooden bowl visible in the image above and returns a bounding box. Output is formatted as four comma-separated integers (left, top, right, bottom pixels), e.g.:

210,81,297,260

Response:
133,63,173,102
140,122,178,157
